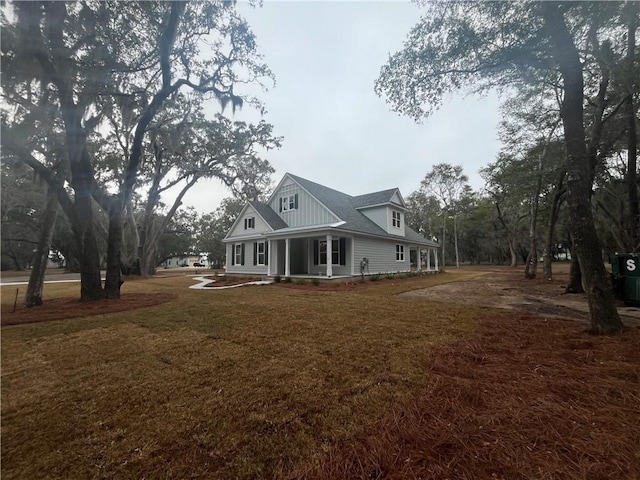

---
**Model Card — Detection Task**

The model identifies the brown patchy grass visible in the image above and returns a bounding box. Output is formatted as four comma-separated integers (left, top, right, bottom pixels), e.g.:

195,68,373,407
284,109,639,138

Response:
2,267,639,480
1,270,482,479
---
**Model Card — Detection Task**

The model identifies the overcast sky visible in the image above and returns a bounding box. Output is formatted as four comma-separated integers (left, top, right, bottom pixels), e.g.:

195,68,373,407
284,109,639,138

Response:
182,1,502,215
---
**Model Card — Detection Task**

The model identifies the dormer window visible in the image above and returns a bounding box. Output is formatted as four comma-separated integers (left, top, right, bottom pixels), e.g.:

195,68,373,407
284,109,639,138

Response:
392,210,401,228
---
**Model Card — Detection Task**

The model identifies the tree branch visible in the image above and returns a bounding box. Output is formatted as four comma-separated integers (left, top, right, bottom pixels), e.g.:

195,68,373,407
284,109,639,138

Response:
1,126,75,223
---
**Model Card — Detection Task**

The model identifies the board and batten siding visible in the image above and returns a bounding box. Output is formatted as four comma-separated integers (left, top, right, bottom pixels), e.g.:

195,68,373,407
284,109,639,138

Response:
225,241,269,275
269,183,338,228
226,205,271,239
353,236,410,274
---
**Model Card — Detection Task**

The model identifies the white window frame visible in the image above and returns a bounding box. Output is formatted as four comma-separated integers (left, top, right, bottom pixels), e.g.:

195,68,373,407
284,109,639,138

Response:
282,195,297,212
392,210,401,228
234,244,243,265
319,239,340,265
395,244,405,261
256,241,266,266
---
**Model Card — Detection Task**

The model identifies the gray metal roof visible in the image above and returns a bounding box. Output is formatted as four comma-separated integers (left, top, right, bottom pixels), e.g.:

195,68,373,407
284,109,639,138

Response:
286,174,437,246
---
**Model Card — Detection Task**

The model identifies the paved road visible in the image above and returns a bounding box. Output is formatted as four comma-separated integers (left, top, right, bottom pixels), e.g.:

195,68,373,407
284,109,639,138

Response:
0,272,100,286
0,268,211,286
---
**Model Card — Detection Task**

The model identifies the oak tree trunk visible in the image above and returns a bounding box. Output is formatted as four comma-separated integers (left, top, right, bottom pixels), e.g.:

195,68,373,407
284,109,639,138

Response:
41,2,104,302
543,173,565,280
104,205,123,299
565,251,584,294
74,195,104,302
508,237,517,268
25,188,58,307
525,149,545,279
543,4,623,334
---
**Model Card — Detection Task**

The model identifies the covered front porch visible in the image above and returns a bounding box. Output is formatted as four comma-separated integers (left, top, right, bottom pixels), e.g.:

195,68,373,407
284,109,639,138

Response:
266,233,354,278
411,245,440,272
264,232,440,279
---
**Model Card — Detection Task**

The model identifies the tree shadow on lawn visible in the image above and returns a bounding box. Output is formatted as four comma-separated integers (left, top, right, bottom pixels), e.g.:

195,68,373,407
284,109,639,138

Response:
1,293,176,326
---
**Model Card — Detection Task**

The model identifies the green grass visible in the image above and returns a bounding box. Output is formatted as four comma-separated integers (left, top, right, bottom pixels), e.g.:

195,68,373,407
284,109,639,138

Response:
1,270,488,479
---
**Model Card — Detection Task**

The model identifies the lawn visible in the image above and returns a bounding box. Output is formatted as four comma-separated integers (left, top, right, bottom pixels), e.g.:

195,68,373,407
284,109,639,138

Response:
1,271,482,479
2,269,639,479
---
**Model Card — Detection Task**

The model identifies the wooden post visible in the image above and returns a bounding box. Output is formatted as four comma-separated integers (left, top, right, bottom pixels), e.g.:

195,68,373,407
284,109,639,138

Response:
13,288,19,313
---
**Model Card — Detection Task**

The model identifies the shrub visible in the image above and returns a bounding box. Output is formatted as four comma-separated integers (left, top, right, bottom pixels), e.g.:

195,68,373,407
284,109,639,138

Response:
370,274,380,282
311,278,320,286
296,279,306,285
283,277,292,284
385,272,394,280
274,275,282,283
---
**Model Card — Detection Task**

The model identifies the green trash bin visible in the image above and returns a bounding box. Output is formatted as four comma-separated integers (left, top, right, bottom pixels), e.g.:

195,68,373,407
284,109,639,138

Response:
610,254,640,305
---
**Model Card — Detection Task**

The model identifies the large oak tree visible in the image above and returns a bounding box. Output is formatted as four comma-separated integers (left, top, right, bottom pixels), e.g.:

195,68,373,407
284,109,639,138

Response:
376,1,630,333
2,1,273,300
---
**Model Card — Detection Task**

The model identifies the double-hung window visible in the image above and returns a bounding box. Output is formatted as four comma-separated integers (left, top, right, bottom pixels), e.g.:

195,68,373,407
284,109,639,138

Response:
319,239,340,265
256,241,266,265
395,244,405,261
313,238,346,266
280,194,298,212
244,217,255,229
392,210,401,228
234,244,243,265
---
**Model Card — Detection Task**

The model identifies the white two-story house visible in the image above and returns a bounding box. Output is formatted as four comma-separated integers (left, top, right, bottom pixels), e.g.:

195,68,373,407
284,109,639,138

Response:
223,173,439,278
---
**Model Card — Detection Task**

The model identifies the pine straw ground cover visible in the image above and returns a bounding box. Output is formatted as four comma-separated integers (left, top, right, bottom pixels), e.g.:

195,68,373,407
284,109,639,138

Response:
2,269,639,479
293,313,640,479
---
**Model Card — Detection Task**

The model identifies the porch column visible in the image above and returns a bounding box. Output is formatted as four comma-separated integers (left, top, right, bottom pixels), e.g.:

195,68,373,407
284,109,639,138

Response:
350,237,355,276
434,247,439,271
285,238,291,277
426,248,431,272
267,240,272,276
417,247,422,271
326,234,333,277
273,240,279,275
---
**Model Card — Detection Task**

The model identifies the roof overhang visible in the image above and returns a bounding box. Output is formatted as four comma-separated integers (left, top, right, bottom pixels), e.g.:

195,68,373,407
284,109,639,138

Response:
355,202,408,212
333,227,439,247
223,222,348,242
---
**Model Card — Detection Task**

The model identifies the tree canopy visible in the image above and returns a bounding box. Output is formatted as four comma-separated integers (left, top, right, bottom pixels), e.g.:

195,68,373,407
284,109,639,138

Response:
1,0,279,300
377,1,637,333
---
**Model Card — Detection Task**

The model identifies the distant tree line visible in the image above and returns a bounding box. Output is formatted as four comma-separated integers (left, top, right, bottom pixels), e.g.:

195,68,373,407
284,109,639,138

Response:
377,1,638,334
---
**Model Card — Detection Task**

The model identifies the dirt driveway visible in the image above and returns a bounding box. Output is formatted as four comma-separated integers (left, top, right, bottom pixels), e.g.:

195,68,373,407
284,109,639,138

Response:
402,266,640,327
